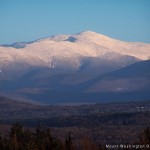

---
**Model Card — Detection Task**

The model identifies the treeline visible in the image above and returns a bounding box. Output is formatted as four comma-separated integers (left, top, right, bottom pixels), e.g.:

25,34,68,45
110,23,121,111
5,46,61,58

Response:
2,111,150,129
0,123,105,150
0,124,150,150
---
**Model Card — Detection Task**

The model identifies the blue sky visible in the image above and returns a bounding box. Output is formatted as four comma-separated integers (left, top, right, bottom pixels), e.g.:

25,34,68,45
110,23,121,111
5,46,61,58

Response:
0,0,150,44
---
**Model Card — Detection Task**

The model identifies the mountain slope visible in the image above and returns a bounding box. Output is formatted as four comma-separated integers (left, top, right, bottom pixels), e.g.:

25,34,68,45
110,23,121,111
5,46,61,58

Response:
1,31,150,76
0,31,150,104
84,60,150,92
0,32,149,67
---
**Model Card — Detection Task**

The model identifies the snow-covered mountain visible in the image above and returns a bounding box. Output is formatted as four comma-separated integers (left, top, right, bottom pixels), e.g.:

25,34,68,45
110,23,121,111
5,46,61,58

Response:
0,31,150,104
1,31,150,69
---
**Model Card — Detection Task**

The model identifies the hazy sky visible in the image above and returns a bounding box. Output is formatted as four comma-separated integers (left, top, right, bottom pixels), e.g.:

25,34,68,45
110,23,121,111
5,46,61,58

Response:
0,0,150,44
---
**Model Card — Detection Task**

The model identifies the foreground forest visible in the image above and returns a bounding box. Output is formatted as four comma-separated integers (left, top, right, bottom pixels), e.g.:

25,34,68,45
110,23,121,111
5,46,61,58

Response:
0,123,149,150
0,97,150,149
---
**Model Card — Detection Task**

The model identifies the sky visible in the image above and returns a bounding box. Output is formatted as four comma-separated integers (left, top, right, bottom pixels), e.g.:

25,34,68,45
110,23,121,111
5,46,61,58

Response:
0,0,150,44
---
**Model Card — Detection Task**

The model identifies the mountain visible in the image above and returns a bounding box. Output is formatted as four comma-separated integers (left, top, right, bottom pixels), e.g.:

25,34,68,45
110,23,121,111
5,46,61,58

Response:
0,31,150,104
83,60,150,92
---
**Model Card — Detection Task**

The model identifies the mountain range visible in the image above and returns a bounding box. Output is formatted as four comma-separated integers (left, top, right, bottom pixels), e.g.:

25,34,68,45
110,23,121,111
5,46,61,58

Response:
0,31,150,104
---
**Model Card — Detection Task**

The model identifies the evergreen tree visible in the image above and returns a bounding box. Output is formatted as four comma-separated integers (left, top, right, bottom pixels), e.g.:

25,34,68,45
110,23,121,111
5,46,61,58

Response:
9,123,24,150
144,127,150,144
139,127,150,145
0,132,4,150
22,128,36,150
65,132,73,150
35,126,47,150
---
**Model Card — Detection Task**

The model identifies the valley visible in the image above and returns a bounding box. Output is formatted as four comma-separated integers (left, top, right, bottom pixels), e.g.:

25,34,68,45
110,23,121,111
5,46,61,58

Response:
0,96,150,146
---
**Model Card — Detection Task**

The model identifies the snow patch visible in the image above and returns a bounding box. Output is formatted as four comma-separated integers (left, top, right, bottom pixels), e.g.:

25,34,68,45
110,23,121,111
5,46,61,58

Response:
115,88,124,91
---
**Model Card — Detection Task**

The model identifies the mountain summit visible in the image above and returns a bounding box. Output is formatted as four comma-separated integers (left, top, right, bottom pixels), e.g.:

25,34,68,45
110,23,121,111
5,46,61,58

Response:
0,31,150,104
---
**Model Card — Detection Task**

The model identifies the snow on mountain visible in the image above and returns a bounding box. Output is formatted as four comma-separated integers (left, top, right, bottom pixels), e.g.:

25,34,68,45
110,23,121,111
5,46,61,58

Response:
0,31,150,103
75,31,150,60
0,31,150,77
